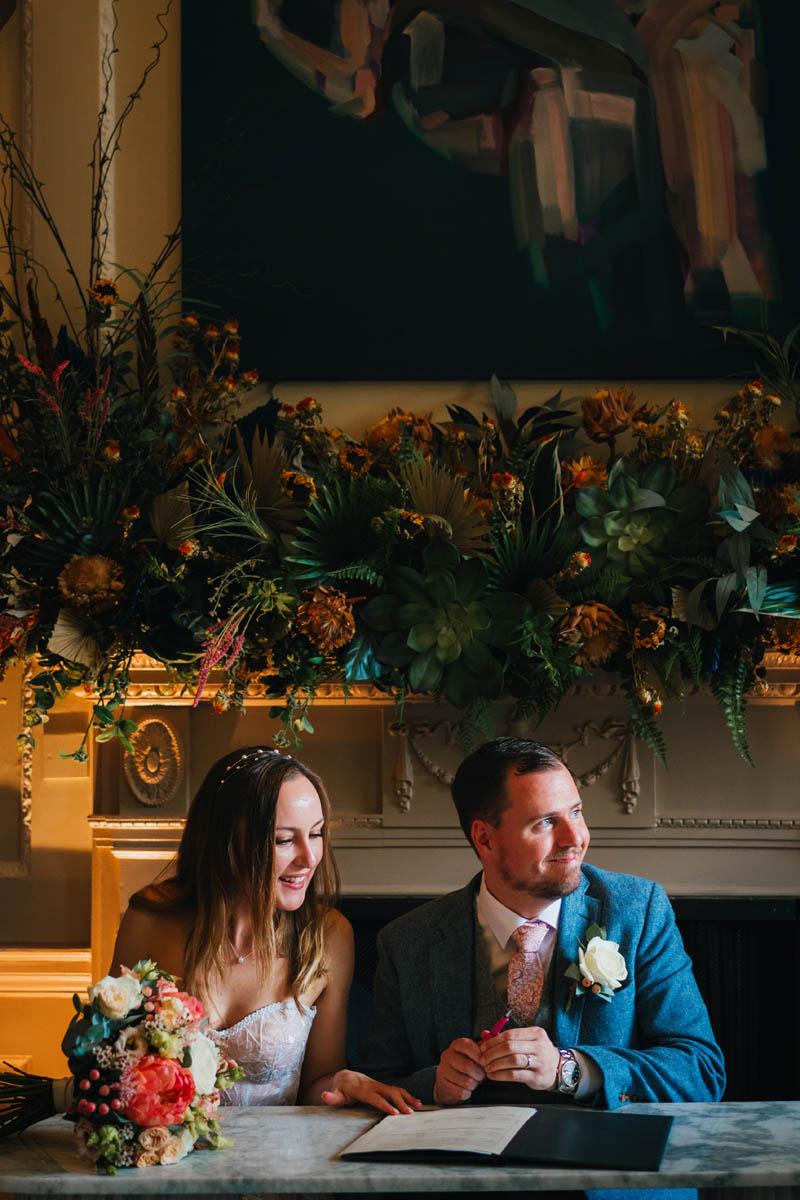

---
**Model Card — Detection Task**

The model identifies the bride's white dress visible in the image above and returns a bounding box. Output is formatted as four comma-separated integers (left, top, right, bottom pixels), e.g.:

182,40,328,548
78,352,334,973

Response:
209,999,316,1106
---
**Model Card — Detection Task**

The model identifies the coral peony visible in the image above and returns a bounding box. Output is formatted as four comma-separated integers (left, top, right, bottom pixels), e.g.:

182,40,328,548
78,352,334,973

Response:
119,1054,195,1127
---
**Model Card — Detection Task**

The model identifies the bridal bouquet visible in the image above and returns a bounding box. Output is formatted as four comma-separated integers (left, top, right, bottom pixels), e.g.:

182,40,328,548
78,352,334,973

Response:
0,959,244,1173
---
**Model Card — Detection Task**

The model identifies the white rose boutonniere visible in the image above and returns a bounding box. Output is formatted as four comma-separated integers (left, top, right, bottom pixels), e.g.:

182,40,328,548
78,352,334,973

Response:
565,922,628,1008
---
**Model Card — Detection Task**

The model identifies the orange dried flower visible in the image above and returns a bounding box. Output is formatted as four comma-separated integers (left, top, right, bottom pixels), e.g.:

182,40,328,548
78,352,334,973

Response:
339,444,371,476
581,387,638,442
557,602,625,666
562,454,608,489
57,554,124,611
294,586,355,653
280,470,317,505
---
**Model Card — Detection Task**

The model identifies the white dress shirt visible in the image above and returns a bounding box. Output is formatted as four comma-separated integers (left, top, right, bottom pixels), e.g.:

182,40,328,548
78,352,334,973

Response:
475,874,602,1099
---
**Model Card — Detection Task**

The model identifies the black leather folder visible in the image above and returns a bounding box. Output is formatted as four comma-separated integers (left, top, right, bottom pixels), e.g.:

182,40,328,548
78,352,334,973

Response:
342,1106,673,1171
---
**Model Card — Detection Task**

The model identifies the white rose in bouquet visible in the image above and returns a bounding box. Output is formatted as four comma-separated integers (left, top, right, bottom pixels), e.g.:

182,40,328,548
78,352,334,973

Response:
159,1128,196,1165
579,936,627,990
88,972,143,1019
189,1034,220,1095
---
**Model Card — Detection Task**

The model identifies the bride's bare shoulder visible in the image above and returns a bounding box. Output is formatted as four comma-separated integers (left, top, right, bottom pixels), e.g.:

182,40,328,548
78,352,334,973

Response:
112,890,192,978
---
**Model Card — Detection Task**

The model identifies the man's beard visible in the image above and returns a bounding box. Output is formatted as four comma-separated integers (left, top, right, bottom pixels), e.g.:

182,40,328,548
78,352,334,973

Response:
497,849,583,901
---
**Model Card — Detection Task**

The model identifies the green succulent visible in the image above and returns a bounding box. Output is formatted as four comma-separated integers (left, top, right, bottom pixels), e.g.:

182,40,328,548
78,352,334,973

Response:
361,540,526,708
575,459,708,577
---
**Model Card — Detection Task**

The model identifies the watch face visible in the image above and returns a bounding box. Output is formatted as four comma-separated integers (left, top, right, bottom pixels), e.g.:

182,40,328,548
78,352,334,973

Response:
560,1056,580,1091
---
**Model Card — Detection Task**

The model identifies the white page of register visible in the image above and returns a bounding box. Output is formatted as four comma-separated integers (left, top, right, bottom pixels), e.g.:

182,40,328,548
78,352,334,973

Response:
344,1106,535,1157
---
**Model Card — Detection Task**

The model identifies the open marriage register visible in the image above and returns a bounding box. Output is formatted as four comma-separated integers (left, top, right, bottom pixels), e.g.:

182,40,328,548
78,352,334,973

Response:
341,1105,673,1171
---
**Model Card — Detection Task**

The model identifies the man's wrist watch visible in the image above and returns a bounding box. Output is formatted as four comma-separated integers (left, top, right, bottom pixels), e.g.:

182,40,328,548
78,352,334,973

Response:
554,1048,581,1096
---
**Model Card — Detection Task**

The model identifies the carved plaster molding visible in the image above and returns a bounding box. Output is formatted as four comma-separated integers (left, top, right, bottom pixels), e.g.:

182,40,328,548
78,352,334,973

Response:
330,816,384,830
388,715,640,814
88,816,186,831
0,662,33,877
123,716,183,806
656,816,800,830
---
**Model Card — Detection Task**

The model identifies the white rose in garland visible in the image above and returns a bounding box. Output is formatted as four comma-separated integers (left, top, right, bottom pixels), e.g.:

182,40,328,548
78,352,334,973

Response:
564,922,628,1006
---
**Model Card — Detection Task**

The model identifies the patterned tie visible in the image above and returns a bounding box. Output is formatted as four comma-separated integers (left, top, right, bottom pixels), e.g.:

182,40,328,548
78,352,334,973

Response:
507,920,549,1025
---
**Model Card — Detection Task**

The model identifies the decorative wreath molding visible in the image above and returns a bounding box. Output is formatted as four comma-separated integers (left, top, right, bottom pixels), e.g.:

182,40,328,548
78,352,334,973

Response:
123,716,183,807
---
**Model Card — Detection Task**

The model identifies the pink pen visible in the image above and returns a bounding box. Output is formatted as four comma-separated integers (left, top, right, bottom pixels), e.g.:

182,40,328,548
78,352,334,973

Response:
481,1011,511,1041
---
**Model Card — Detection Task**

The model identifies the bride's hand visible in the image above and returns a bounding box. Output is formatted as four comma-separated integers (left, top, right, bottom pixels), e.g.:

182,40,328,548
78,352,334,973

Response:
321,1069,421,1114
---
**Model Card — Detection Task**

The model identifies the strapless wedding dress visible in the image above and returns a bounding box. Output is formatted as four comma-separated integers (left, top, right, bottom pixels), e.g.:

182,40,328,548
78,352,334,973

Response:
209,998,316,1106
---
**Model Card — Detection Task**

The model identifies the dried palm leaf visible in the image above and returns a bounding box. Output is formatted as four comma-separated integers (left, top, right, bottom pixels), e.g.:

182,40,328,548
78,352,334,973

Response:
234,426,303,534
47,608,102,670
400,458,490,556
149,481,195,548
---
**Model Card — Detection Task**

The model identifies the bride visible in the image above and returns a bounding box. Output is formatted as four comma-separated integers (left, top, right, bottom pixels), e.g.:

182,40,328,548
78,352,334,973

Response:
112,745,419,1114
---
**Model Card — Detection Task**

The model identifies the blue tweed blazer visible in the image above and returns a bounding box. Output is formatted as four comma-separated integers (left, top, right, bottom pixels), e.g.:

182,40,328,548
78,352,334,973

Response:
359,865,725,1108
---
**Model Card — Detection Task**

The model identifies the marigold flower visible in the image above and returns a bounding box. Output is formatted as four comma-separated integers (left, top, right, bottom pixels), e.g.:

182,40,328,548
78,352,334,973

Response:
223,376,237,394
170,386,187,403
241,369,259,385
338,444,371,476
121,505,141,522
89,278,119,307
102,441,120,461
222,318,239,336
224,343,240,363
396,509,425,538
204,323,219,341
632,612,667,650
772,534,798,557
180,312,200,330
178,539,199,557
280,469,317,505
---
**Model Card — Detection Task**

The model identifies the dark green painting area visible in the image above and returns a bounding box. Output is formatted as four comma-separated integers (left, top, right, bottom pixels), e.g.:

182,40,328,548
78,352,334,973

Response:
182,2,799,381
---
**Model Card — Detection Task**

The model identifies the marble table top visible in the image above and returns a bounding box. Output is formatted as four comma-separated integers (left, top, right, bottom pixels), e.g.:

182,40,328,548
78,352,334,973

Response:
1,1101,799,1195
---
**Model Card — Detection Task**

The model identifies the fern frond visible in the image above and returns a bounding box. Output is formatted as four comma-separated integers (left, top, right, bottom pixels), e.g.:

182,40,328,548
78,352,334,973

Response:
709,657,752,765
326,563,384,587
457,696,497,755
623,683,667,767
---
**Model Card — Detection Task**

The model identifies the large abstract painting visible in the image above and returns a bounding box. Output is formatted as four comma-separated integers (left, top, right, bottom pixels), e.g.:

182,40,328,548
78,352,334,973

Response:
182,1,799,380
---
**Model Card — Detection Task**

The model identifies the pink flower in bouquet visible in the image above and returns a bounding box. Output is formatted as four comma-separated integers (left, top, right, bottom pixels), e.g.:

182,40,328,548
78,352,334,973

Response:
156,977,179,999
195,1088,220,1119
119,1054,195,1126
176,990,204,1023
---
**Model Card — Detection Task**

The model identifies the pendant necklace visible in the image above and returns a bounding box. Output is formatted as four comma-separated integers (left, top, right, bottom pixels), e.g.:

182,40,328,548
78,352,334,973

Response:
228,936,254,965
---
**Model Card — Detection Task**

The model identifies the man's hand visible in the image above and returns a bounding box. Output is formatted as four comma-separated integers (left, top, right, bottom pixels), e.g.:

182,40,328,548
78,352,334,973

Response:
478,1026,560,1091
433,1037,486,1104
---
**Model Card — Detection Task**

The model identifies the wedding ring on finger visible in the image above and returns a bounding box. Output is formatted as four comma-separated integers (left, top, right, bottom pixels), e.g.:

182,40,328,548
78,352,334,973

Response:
525,1054,532,1068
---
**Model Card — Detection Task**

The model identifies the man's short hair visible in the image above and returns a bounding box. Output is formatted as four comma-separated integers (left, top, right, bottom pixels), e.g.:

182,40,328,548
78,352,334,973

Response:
451,736,566,848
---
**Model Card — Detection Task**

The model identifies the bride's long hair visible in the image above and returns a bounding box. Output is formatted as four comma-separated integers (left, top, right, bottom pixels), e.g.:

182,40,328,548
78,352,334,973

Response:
129,747,339,999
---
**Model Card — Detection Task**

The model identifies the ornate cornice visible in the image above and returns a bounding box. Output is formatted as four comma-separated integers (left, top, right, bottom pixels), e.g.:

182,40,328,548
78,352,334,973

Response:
656,816,800,830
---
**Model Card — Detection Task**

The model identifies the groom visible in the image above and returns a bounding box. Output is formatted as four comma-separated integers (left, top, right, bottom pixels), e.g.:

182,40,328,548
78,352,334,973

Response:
359,737,725,1111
